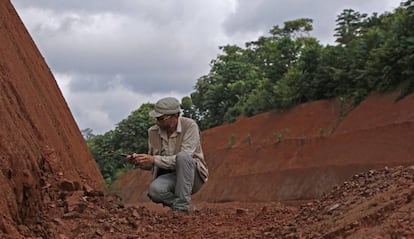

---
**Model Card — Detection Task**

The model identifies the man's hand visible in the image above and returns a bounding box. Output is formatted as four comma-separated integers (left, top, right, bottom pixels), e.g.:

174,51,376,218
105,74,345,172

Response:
125,153,154,165
135,154,155,165
125,154,137,164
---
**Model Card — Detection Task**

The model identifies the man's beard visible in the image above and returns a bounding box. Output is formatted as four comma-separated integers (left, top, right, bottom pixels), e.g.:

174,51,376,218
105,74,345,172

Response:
159,124,171,131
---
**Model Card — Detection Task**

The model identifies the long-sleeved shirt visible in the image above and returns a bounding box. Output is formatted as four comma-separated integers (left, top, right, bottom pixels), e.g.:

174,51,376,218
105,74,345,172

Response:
147,116,209,182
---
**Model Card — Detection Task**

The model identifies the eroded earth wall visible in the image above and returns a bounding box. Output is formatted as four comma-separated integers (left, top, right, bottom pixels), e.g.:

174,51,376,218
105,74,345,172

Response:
198,91,414,202
0,1,103,234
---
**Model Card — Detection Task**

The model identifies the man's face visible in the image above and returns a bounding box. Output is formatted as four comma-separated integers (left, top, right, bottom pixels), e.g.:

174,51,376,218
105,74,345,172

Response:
156,114,174,130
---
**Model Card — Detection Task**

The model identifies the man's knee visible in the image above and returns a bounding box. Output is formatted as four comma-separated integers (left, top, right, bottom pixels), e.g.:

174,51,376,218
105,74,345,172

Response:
147,182,162,203
176,152,195,166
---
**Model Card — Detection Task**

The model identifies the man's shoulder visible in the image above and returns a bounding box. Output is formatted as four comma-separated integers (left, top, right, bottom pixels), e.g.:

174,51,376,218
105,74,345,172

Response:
148,124,159,132
179,116,197,125
179,117,200,134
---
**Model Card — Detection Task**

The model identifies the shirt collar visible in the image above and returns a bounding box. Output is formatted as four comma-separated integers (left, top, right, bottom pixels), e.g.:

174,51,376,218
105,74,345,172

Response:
176,117,182,133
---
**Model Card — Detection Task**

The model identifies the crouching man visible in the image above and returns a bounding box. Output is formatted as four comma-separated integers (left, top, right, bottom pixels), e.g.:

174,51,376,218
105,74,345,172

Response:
126,97,209,213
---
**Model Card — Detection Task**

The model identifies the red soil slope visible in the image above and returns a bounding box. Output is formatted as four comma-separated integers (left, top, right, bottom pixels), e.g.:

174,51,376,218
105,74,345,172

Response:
0,1,103,237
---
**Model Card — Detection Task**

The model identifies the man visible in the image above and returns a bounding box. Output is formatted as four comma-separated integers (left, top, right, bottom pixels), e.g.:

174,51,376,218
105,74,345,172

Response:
126,97,208,213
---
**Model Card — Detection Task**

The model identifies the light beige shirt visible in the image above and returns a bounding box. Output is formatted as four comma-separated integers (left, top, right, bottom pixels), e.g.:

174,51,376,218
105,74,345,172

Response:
153,119,200,168
148,117,209,182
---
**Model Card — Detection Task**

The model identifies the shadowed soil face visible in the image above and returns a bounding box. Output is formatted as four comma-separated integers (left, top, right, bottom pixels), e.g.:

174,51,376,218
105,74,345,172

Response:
1,0,413,238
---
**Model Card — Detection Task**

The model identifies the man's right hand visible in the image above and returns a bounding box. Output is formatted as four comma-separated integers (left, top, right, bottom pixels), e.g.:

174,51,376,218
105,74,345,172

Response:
125,153,138,165
125,153,154,170
125,153,146,165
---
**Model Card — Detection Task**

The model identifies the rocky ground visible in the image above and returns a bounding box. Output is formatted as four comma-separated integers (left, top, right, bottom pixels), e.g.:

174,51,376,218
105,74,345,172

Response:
5,165,412,239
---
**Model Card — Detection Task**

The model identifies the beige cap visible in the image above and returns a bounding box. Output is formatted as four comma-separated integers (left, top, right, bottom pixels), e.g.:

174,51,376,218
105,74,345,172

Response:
148,97,181,118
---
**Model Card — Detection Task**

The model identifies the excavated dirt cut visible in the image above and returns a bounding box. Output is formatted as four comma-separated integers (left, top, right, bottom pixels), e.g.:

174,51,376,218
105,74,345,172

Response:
1,1,413,238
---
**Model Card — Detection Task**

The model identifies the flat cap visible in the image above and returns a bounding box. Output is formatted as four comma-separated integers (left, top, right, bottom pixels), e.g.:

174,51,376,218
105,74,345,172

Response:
148,97,181,118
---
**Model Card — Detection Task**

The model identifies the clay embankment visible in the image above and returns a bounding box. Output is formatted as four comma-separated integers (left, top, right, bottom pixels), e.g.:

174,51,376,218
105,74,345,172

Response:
197,91,414,203
0,1,103,237
115,91,414,204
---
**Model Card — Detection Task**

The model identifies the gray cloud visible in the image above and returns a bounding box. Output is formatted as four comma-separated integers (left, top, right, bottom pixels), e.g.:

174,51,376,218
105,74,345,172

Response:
16,2,223,95
10,0,402,133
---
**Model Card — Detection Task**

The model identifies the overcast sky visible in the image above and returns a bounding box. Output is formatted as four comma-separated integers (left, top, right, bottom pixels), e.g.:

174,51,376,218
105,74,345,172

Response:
11,0,401,134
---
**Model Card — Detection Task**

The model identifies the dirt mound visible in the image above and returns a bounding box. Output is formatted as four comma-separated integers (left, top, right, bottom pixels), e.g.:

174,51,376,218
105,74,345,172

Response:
294,165,414,238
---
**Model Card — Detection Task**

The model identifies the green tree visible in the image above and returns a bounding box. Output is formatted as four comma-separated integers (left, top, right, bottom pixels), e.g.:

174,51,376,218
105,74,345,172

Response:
87,103,154,184
112,103,154,153
192,19,317,126
181,96,196,119
334,9,368,47
364,1,414,97
192,45,260,129
242,19,316,114
87,131,121,184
